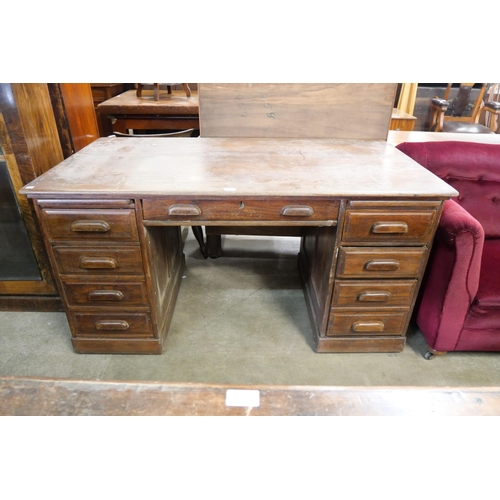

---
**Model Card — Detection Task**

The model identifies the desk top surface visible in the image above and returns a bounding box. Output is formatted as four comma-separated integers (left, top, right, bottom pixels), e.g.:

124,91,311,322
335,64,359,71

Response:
21,137,457,199
97,89,199,115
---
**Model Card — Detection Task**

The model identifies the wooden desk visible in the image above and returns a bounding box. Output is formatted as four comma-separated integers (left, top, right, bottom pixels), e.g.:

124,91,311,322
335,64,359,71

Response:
390,108,417,131
97,89,199,134
20,137,457,355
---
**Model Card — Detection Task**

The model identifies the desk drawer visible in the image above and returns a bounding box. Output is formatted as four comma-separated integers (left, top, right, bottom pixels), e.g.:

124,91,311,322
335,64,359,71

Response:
332,280,417,308
41,209,139,241
327,311,408,337
142,198,340,223
70,312,154,338
53,246,144,276
342,210,437,244
336,247,427,279
62,280,149,308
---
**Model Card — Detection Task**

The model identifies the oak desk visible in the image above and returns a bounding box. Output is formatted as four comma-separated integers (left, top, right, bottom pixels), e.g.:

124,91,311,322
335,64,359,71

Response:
97,89,199,134
20,137,457,355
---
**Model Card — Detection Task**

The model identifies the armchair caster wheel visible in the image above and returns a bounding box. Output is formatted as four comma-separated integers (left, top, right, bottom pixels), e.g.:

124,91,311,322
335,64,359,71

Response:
424,351,435,360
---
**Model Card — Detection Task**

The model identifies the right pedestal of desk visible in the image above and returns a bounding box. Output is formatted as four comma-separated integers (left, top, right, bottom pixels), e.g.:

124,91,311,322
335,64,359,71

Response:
300,199,442,353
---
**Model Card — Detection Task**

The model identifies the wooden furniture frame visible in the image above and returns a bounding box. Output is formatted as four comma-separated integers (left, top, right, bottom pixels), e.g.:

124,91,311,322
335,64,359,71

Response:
20,136,456,354
97,89,199,134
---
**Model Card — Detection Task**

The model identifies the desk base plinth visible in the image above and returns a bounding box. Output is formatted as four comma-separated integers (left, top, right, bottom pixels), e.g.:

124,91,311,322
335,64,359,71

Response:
72,337,164,355
315,335,406,353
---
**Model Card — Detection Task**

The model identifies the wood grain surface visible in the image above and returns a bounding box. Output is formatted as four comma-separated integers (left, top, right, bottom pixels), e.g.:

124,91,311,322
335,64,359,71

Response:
1,376,499,415
20,137,458,199
199,83,396,140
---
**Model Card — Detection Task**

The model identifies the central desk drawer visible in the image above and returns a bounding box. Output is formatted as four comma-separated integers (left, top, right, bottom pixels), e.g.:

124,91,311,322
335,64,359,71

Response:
142,198,340,223
336,247,427,279
53,246,144,275
41,209,139,241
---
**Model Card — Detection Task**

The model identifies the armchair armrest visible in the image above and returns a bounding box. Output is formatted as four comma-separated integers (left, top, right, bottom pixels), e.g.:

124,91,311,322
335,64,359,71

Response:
429,97,450,132
416,199,485,351
481,101,500,133
430,97,449,111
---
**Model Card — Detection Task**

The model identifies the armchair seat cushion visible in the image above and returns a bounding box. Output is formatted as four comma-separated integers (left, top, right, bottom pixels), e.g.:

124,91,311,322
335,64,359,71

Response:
472,239,500,309
463,239,500,332
442,121,495,134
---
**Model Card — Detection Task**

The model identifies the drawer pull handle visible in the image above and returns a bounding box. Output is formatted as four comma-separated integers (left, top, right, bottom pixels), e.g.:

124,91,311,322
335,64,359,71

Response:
371,222,408,234
365,260,400,272
95,320,130,331
168,204,202,216
352,321,385,333
357,291,392,302
80,257,117,269
281,205,315,217
71,220,111,232
88,290,124,301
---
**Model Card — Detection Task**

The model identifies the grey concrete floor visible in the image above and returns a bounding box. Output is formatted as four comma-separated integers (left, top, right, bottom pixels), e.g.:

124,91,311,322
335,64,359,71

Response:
1,229,500,387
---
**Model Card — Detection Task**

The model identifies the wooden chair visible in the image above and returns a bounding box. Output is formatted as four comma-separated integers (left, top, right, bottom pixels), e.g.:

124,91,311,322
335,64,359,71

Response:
429,83,498,133
136,84,191,101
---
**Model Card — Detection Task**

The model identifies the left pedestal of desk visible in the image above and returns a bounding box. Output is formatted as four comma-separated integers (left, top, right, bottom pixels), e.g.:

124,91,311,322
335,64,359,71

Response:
33,198,184,354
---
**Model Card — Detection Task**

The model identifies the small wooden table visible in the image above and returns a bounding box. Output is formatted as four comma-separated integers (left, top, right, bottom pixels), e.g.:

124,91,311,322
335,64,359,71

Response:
97,89,199,134
390,108,417,131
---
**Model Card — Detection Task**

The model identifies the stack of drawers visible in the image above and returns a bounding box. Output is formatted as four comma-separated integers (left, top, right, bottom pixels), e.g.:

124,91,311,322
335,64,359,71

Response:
37,199,158,353
324,201,441,352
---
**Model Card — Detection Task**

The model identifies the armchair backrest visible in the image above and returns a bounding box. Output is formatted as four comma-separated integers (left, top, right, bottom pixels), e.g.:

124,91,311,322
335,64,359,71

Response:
396,141,500,238
443,83,486,121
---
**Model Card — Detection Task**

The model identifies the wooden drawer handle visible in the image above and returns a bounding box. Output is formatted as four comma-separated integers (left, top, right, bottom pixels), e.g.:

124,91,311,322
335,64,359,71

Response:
365,260,400,272
80,257,117,269
352,321,385,333
371,222,408,234
168,204,202,216
88,290,124,301
357,291,392,302
95,320,130,331
281,205,315,217
71,220,111,232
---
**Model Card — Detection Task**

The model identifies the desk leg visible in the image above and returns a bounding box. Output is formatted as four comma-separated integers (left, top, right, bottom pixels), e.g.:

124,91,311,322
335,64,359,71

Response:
192,226,207,259
206,234,222,259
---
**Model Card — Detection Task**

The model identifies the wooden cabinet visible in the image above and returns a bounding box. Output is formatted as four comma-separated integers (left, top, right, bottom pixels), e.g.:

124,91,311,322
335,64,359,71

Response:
0,84,64,311
49,84,100,157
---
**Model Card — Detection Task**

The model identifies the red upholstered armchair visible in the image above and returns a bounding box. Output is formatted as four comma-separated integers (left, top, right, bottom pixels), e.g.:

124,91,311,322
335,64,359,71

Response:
396,141,500,359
